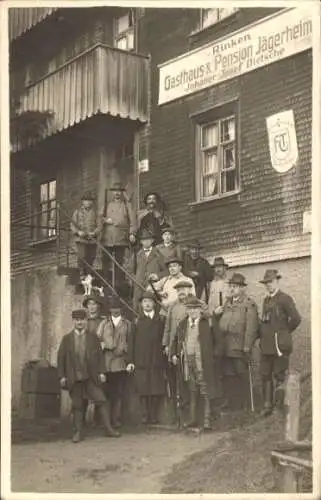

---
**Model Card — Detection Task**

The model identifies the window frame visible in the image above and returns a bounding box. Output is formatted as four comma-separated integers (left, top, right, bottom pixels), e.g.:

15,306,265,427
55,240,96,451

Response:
194,102,240,204
199,7,239,30
31,178,58,244
113,10,135,52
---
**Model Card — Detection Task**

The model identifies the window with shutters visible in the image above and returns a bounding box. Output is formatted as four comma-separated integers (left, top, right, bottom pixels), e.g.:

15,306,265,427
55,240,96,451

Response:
113,11,135,51
31,179,57,241
200,8,238,29
194,104,239,202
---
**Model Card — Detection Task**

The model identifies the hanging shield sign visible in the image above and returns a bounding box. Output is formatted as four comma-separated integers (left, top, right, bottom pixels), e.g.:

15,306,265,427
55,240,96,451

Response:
266,110,298,173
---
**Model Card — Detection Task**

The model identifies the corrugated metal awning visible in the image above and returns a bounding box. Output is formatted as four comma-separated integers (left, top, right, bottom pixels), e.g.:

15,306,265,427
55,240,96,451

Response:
12,43,149,152
9,8,59,42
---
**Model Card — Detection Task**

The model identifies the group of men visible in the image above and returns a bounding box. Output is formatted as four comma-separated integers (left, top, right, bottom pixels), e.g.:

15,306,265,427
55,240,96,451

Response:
59,189,301,443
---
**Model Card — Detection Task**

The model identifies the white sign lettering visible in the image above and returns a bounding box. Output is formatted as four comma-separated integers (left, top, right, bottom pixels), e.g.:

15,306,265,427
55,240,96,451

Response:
158,8,312,105
266,110,298,173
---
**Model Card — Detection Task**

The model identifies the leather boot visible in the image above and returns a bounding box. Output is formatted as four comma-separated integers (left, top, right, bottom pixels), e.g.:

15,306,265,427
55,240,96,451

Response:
203,398,212,430
98,402,121,437
72,410,84,443
111,396,122,429
260,380,273,417
185,391,197,428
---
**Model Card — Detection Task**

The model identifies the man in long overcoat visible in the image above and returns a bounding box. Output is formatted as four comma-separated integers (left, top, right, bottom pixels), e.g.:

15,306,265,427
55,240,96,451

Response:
130,229,167,310
57,309,120,442
183,240,213,302
219,273,259,411
126,291,166,424
258,269,301,416
170,296,218,430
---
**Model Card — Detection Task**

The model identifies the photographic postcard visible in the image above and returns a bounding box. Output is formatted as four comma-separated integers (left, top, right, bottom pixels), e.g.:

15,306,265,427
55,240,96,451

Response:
1,0,321,498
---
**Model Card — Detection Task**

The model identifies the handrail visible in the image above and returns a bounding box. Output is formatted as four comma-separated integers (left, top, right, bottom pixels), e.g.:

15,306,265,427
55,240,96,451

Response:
58,202,162,305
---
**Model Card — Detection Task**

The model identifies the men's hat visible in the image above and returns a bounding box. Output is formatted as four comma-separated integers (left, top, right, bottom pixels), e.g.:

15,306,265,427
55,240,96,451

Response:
143,191,160,205
173,280,194,290
72,309,87,319
139,290,157,302
212,256,229,268
187,239,203,249
259,269,282,284
109,182,126,192
81,191,95,201
184,296,203,308
165,256,183,267
161,224,175,235
228,273,247,287
109,296,123,309
83,292,105,308
139,229,155,240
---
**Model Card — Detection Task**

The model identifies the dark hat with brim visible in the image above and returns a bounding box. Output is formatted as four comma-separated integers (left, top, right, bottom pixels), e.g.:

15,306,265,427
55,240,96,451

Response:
109,182,126,191
187,240,204,249
81,191,95,201
212,256,229,268
228,273,247,287
184,296,203,308
109,296,123,309
173,280,194,290
139,291,157,302
259,269,282,284
143,192,161,205
72,309,87,319
139,229,155,240
83,293,105,308
165,256,183,267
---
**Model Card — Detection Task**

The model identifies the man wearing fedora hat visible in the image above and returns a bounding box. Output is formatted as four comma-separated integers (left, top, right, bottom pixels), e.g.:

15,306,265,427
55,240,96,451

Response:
208,257,230,316
148,256,195,314
100,182,136,286
129,229,166,310
97,296,132,429
57,309,120,442
219,273,259,411
127,291,166,424
258,269,301,416
70,191,100,282
156,224,182,261
170,296,217,430
136,192,173,246
183,240,213,302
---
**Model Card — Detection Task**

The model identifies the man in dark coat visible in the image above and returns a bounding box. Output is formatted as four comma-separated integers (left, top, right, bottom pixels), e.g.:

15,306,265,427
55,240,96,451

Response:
170,296,217,430
57,309,120,442
136,192,172,246
219,273,259,411
259,269,301,416
183,240,213,302
126,291,166,424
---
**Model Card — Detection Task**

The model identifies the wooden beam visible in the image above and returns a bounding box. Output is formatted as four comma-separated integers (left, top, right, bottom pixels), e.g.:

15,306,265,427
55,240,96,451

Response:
271,451,313,471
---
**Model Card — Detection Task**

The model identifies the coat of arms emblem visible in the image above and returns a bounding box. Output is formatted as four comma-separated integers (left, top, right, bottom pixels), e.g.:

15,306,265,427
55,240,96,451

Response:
266,110,298,173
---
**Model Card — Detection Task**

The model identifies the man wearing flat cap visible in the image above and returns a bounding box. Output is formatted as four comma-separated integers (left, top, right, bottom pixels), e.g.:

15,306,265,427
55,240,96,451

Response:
100,182,136,286
70,191,100,282
156,224,182,261
97,296,132,429
258,269,301,416
57,309,120,442
219,273,259,411
170,296,217,430
136,192,173,246
148,256,195,314
127,291,166,425
183,240,213,302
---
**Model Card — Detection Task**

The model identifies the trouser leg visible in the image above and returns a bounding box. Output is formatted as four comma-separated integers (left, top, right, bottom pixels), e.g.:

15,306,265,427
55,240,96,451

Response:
70,382,85,442
84,244,97,276
185,390,197,427
203,397,212,430
274,355,289,409
76,242,86,279
97,401,121,437
114,246,126,285
101,250,111,284
140,396,149,424
260,355,274,417
150,396,161,424
82,399,88,426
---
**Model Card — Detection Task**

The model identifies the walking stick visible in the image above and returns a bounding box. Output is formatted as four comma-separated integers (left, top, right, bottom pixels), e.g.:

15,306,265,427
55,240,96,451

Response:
248,360,255,413
176,357,182,429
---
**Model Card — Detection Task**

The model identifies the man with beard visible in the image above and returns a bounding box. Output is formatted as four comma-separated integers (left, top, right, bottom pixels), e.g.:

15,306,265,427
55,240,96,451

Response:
101,182,136,286
183,240,213,302
136,192,172,246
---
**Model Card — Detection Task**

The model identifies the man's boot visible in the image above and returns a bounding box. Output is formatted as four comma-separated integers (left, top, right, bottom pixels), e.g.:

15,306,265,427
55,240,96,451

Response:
203,398,212,430
98,401,121,437
260,380,273,417
72,410,84,443
111,396,122,429
185,391,197,428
